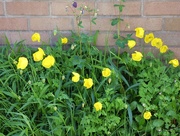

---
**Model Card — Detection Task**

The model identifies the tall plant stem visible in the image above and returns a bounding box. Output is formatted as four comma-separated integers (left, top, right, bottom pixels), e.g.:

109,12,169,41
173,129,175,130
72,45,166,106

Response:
124,92,127,136
117,18,121,39
117,0,121,56
76,17,82,55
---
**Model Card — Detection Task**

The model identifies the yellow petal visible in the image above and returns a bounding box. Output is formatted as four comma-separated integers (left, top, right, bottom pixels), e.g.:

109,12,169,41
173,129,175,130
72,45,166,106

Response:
17,57,28,70
143,111,152,120
42,55,55,68
102,68,111,77
135,27,145,38
128,40,136,49
144,33,154,43
83,78,93,89
72,72,80,82
160,45,168,53
132,51,143,61
94,102,102,111
31,33,41,42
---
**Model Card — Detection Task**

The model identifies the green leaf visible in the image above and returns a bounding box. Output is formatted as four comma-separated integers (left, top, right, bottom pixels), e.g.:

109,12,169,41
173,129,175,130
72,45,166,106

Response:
113,33,118,39
111,18,120,26
120,74,129,87
135,115,145,125
114,4,120,7
91,17,97,25
78,21,84,28
126,83,140,92
153,119,164,128
166,110,176,117
0,133,5,136
130,101,137,111
93,30,99,45
119,5,125,12
127,105,133,126
115,39,126,48
114,4,125,12
137,104,144,112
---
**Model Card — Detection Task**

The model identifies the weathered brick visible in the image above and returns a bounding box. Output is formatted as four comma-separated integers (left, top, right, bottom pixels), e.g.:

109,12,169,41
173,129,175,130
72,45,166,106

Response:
144,2,180,16
51,1,95,16
0,2,4,15
6,2,49,15
0,18,27,30
164,18,180,31
30,17,73,31
97,1,141,16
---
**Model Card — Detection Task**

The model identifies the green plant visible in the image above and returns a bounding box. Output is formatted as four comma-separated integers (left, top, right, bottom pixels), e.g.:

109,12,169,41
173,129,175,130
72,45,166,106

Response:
0,1,180,136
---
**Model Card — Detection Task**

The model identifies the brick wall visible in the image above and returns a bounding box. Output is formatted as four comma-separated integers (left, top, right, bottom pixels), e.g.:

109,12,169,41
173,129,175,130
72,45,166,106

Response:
0,0,180,57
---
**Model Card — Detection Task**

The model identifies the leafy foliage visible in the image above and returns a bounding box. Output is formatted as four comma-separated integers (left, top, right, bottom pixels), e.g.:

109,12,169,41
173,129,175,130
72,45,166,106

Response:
0,0,180,135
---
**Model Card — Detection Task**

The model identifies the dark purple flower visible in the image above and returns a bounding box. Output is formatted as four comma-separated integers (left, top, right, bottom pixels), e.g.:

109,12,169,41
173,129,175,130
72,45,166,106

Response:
72,1,77,8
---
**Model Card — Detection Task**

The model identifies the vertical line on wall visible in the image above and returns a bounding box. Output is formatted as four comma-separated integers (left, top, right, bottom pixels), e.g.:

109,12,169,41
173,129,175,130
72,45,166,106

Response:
141,0,144,18
49,1,52,17
3,0,7,16
49,1,52,45
3,0,8,40
162,17,165,32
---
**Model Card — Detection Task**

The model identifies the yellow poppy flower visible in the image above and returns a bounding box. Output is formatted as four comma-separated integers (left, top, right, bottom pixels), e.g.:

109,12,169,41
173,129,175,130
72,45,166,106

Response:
72,72,80,82
169,59,179,67
61,37,68,44
160,45,168,53
102,68,111,77
143,111,152,120
94,102,102,111
31,33,41,42
17,57,28,70
151,38,163,49
144,33,154,43
42,55,55,68
135,27,145,38
132,51,143,61
83,78,93,89
128,40,136,49
33,48,45,61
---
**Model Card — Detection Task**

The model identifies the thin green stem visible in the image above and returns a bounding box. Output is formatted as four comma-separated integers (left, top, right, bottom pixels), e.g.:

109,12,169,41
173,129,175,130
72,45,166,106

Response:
124,92,127,136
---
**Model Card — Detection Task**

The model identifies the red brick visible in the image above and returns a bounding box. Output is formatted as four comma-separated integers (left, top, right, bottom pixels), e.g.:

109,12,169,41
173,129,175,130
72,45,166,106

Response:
164,18,180,31
123,17,162,31
0,2,4,15
153,32,180,46
6,31,50,46
169,47,180,59
51,2,68,16
96,32,115,46
6,2,49,16
97,1,141,16
77,17,115,31
0,32,6,45
0,18,27,30
30,17,73,31
144,2,180,16
78,17,162,32
51,1,95,16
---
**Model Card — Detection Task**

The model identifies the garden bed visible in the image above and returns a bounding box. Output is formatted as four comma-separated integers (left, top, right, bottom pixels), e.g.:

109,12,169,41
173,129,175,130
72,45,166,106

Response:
0,29,180,135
